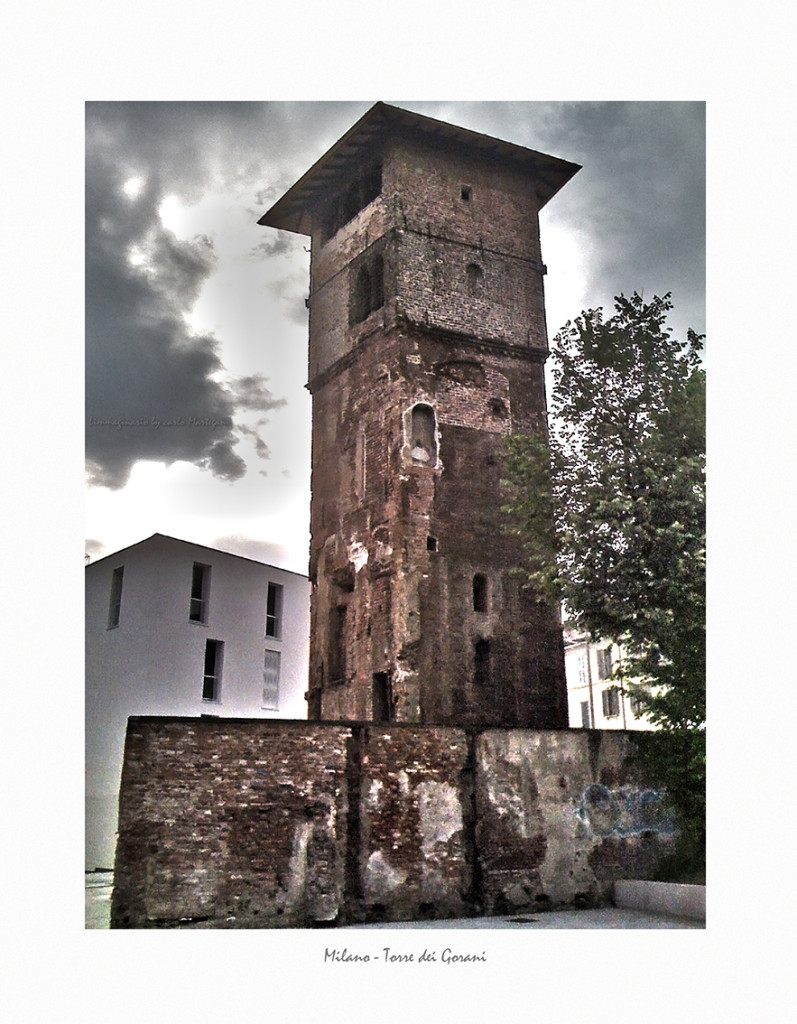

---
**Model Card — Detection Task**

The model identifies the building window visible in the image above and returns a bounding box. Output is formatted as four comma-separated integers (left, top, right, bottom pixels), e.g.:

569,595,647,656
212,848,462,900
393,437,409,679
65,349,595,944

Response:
372,672,392,723
597,645,613,680
329,604,348,683
263,649,280,710
461,185,472,201
202,639,223,701
577,654,588,686
357,430,367,496
265,582,283,639
189,562,211,623
466,262,483,293
350,253,384,325
630,694,645,718
580,701,592,728
108,566,124,628
602,686,620,718
323,163,382,240
474,639,491,690
473,573,488,613
410,403,437,465
426,535,438,552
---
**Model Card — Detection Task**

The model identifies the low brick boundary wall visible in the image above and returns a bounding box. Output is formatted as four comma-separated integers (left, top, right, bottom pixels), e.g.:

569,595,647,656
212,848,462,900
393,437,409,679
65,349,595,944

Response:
111,719,675,928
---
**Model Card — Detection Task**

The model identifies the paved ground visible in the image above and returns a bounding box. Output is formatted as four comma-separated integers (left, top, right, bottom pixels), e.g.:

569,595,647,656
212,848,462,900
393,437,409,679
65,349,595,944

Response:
86,871,113,929
85,874,702,929
344,908,702,928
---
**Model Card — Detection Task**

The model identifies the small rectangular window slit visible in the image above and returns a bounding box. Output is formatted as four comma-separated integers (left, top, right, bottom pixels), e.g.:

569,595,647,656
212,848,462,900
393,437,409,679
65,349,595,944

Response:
190,563,211,623
266,581,283,638
263,649,280,709
108,566,124,628
473,573,488,612
203,639,223,701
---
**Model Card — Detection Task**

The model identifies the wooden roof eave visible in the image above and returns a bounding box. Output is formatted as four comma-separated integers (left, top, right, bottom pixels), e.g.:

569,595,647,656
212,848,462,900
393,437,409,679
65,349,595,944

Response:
258,102,580,235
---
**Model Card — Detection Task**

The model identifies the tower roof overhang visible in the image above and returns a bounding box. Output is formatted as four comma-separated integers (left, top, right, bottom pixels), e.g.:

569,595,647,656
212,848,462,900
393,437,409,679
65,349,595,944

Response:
258,102,581,236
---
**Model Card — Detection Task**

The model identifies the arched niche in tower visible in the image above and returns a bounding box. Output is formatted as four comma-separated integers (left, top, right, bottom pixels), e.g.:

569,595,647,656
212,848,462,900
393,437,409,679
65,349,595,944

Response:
405,402,438,467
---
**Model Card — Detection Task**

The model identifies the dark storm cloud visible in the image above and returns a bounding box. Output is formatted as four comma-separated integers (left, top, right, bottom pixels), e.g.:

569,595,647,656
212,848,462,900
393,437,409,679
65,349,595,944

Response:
85,539,106,562
249,231,298,258
86,102,704,491
236,424,271,460
85,147,238,489
229,374,288,414
400,101,705,339
85,103,300,489
530,101,705,338
200,439,247,482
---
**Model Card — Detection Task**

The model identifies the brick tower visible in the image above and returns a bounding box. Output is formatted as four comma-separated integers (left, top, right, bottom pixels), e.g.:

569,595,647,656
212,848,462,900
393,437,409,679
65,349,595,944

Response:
259,103,579,728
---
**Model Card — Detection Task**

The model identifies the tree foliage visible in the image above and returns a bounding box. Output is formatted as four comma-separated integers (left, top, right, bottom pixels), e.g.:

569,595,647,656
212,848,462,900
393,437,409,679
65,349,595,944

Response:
503,292,705,866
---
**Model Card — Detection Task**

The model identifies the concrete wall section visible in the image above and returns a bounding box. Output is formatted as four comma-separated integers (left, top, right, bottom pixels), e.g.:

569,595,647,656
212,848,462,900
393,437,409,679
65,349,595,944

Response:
614,880,705,921
475,730,675,913
112,722,675,928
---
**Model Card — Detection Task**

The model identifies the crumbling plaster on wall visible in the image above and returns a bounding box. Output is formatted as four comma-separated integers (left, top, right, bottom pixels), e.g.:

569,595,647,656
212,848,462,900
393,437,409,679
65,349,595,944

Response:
112,720,675,928
473,730,675,911
306,323,566,727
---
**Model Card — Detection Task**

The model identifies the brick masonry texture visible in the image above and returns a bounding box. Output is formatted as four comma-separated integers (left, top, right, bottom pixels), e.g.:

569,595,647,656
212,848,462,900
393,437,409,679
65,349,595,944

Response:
111,719,352,928
300,113,568,729
111,719,674,928
307,322,567,727
357,726,472,922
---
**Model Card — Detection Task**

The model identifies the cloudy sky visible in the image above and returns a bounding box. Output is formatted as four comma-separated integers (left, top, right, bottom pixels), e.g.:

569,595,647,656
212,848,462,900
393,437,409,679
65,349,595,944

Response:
85,101,705,574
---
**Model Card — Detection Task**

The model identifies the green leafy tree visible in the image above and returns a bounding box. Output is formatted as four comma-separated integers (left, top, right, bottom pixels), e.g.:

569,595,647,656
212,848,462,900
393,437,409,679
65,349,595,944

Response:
503,292,705,870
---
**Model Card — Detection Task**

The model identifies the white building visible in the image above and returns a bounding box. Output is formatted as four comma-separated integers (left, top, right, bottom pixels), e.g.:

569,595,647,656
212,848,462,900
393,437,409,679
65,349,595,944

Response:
563,627,654,731
85,533,310,869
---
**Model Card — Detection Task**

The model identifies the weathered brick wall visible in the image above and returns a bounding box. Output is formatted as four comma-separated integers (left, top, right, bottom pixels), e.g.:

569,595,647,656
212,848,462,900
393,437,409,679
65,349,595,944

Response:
395,231,547,348
307,136,549,382
385,134,543,260
356,726,473,922
306,320,566,728
111,720,674,928
300,117,566,730
111,718,352,928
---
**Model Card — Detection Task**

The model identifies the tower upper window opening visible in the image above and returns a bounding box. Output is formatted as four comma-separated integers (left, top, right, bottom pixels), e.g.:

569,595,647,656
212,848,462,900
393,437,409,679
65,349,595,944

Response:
351,253,384,325
466,262,483,293
323,163,382,240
